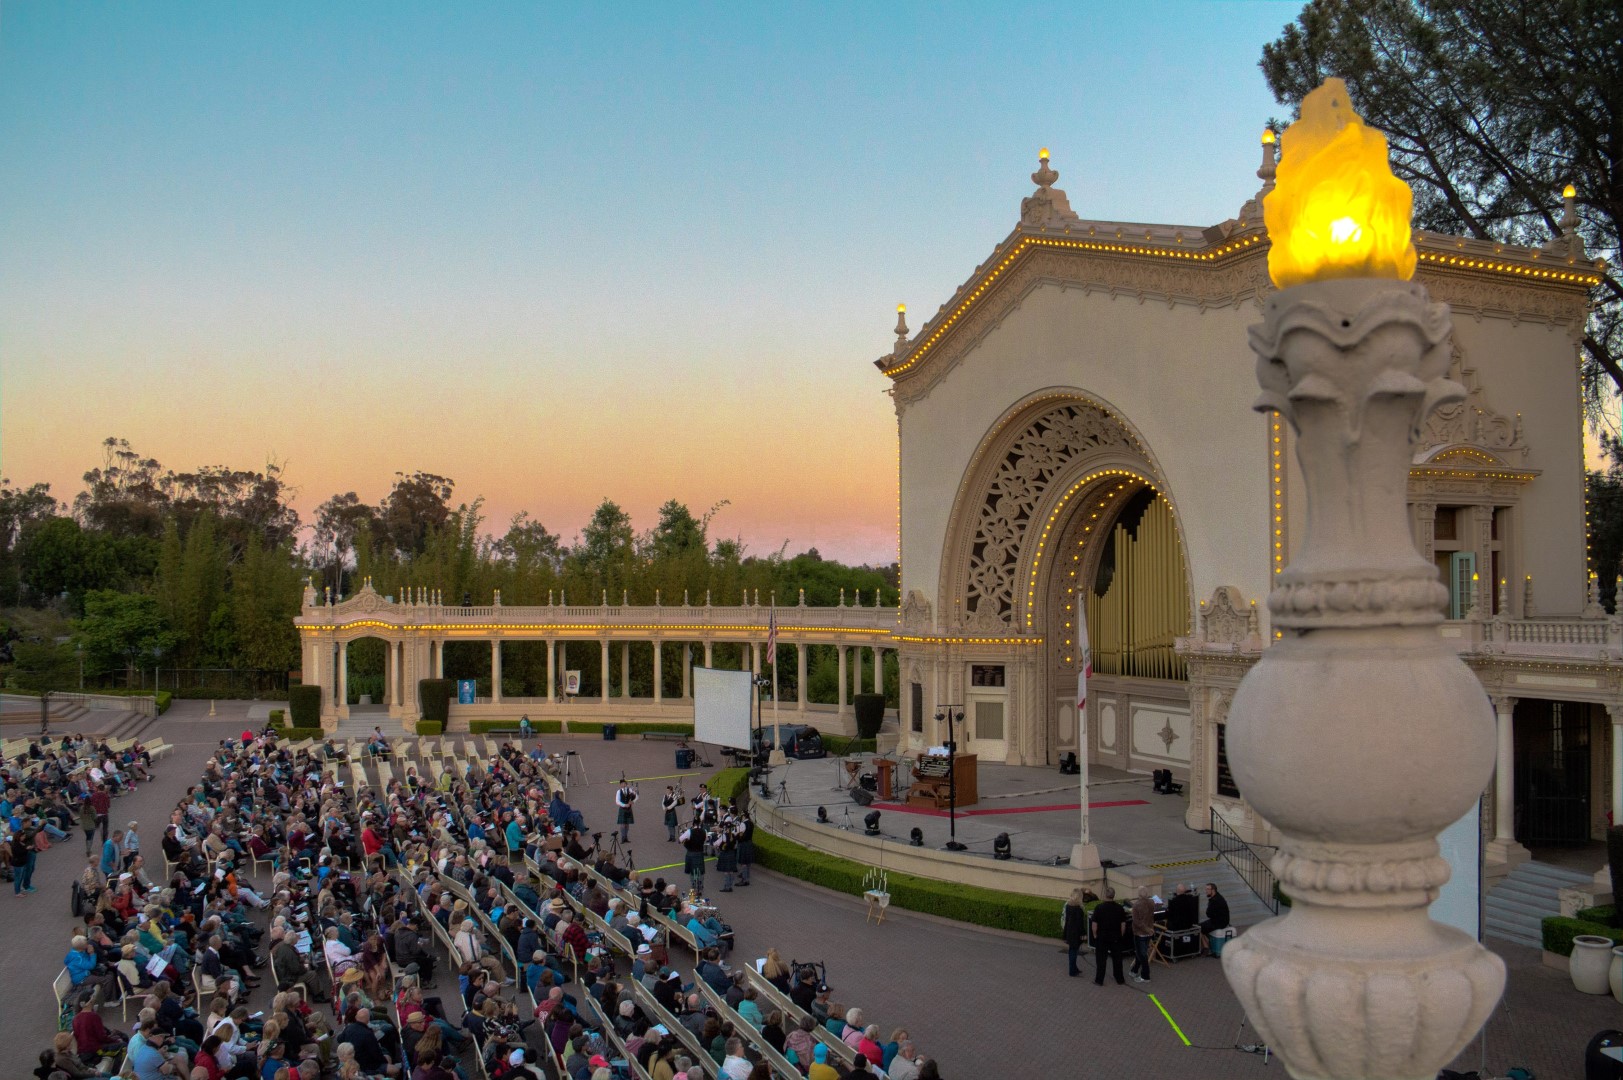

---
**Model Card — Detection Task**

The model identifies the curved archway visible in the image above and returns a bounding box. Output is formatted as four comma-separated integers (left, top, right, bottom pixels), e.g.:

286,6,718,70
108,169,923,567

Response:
936,389,1193,765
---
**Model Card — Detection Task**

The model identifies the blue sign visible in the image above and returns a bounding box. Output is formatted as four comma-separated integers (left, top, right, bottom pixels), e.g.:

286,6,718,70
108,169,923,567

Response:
457,679,477,705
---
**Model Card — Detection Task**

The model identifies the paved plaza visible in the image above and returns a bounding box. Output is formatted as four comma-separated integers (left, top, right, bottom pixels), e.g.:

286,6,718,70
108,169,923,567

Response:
3,702,1617,1079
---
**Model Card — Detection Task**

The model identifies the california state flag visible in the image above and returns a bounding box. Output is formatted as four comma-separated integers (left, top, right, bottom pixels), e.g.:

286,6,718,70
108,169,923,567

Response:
1076,615,1091,712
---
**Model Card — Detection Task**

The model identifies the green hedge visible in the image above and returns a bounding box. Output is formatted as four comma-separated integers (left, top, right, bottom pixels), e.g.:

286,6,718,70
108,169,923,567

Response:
1542,915,1623,957
268,709,285,725
822,734,876,756
563,721,695,736
706,765,1066,938
710,767,751,804
288,685,323,727
155,691,172,715
1579,904,1617,923
751,829,1065,938
416,721,444,736
419,680,453,724
272,724,324,741
468,719,562,734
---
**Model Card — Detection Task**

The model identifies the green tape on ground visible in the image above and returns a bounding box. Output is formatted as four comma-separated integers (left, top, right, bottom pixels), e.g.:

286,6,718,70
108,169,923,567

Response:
1149,994,1191,1047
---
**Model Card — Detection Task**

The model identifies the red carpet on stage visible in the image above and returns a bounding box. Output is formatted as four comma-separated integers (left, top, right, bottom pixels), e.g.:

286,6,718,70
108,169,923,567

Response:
871,798,1149,818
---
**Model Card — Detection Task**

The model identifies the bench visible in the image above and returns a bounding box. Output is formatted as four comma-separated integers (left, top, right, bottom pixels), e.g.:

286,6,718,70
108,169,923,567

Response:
639,730,689,742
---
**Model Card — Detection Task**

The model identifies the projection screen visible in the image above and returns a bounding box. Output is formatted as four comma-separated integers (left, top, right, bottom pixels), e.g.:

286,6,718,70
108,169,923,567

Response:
692,666,754,750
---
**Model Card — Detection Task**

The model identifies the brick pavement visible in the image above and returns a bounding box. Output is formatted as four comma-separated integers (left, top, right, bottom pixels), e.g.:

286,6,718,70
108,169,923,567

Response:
5,716,1613,1080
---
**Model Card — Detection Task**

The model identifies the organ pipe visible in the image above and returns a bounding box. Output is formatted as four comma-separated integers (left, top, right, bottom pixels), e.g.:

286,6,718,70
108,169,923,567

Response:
1084,493,1188,681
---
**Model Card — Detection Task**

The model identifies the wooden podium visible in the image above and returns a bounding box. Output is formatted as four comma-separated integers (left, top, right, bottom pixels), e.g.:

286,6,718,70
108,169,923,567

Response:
872,758,895,800
906,753,978,809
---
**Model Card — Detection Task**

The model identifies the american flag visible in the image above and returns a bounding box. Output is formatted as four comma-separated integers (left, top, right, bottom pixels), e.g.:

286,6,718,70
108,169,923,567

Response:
1076,609,1092,711
764,605,777,668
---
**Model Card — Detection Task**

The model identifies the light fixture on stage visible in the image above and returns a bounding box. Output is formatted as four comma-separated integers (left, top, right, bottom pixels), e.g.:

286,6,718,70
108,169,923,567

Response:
1059,752,1080,775
816,806,828,825
909,827,924,847
863,810,881,836
993,832,1012,860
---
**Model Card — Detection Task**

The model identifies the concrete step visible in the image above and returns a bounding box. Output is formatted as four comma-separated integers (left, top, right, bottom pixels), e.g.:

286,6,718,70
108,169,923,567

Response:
1483,859,1593,947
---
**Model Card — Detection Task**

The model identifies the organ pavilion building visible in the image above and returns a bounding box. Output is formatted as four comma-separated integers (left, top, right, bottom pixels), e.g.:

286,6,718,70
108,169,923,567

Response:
882,142,1606,879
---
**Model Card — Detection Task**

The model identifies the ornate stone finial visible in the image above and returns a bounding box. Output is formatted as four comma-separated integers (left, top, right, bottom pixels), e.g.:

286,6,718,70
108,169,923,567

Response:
1494,578,1510,622
893,304,909,358
770,591,775,608
753,589,759,606
548,590,554,606
493,589,501,607
602,589,609,607
683,589,690,606
705,589,711,607
1464,572,1483,621
655,589,661,607
1225,265,1503,1071
1246,598,1263,649
839,588,846,607
854,589,861,606
1542,183,1587,259
1612,566,1622,618
324,586,333,606
1584,571,1605,618
1523,574,1534,617
1020,147,1081,229
798,588,806,606
560,590,566,605
1257,128,1278,192
622,589,628,606
875,589,882,607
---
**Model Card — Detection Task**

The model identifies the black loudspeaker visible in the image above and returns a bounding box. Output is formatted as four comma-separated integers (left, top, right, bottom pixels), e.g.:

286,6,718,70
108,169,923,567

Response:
849,788,875,807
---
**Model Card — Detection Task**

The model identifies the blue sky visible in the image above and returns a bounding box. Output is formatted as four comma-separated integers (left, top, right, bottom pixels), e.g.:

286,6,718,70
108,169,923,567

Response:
0,1,1302,563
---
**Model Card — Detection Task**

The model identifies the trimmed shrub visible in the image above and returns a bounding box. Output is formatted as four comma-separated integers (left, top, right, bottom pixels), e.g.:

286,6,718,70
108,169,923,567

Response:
288,685,323,728
853,693,886,739
273,724,323,740
1542,915,1623,956
822,734,877,757
419,679,453,725
416,720,444,736
155,691,172,715
710,767,751,805
751,829,1065,938
1579,904,1617,923
268,709,285,725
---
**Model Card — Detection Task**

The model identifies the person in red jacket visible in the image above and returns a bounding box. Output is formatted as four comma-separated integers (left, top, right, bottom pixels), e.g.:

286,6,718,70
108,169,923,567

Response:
71,998,126,1060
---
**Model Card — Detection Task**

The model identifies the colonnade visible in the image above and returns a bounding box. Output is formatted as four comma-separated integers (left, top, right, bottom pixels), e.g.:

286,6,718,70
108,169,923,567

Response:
316,634,892,722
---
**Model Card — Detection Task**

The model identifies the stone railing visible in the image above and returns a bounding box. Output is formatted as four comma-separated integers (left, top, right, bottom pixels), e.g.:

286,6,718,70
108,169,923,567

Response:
1438,614,1623,661
298,599,901,635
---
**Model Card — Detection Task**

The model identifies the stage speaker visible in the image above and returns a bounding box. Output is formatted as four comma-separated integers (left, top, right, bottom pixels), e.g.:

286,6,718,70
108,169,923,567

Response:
849,788,875,807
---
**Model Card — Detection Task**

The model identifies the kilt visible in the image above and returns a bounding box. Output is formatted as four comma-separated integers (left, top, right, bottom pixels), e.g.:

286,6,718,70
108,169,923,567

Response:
683,851,706,876
715,848,739,873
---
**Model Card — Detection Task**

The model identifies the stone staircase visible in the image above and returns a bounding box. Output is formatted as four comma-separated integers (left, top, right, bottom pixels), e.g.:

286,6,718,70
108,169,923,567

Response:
1146,853,1278,928
1485,859,1597,949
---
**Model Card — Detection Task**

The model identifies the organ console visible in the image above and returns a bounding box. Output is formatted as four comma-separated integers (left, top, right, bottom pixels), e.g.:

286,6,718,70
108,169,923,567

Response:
908,752,978,809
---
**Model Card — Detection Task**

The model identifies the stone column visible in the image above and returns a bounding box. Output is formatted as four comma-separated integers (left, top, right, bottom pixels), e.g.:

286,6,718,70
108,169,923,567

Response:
433,641,443,679
653,641,663,703
600,640,610,703
837,647,849,717
621,641,631,698
491,640,503,706
382,641,393,706
873,647,884,694
1224,276,1503,1079
749,641,759,675
682,644,692,698
1611,704,1623,828
797,644,808,711
703,641,713,668
546,638,556,702
1492,696,1516,842
337,640,349,715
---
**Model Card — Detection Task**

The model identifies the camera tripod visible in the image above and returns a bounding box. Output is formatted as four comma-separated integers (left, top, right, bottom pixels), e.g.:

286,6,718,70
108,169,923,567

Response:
603,831,630,867
1233,1013,1270,1065
562,750,589,787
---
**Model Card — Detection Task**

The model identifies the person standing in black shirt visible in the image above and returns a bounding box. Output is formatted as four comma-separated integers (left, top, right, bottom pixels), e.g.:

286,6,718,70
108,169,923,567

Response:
1089,887,1130,986
681,823,707,894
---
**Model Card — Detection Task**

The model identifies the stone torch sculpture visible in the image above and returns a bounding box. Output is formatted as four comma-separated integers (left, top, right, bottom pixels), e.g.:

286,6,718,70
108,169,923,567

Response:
1221,79,1505,1080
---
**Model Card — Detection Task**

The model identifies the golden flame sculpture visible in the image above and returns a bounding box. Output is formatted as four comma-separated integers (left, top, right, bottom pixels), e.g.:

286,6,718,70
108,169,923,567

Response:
1264,78,1416,289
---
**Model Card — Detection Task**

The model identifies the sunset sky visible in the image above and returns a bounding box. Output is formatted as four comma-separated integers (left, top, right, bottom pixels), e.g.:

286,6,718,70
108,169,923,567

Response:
1,2,1299,564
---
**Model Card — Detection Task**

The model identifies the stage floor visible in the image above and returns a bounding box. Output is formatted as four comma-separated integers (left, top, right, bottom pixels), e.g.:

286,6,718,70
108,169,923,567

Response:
763,751,1210,870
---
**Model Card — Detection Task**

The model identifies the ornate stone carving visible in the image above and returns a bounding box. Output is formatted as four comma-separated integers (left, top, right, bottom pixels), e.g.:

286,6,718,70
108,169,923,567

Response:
900,590,934,634
1019,152,1082,230
1420,266,1590,335
1224,277,1504,1080
1199,586,1252,645
1415,345,1528,460
960,401,1134,619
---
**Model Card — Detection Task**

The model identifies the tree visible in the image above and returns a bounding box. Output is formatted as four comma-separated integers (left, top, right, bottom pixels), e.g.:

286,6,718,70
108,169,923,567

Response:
74,436,171,539
9,641,78,732
0,479,59,605
647,500,713,561
313,491,383,591
571,499,636,597
377,472,455,558
493,513,565,571
74,590,177,682
230,537,303,672
16,516,120,610
1261,0,1622,420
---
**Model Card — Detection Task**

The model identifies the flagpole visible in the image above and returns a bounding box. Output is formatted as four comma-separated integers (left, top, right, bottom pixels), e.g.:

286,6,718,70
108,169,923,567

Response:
767,602,786,767
1071,617,1101,872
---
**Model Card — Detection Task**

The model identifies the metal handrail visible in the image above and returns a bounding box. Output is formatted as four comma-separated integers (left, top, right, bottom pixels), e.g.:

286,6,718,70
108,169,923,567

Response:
1210,807,1280,915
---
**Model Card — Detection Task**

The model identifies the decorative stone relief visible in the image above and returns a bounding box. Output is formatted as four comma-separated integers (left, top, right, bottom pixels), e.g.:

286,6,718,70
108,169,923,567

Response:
961,402,1134,620
1198,586,1253,645
1415,345,1528,460
900,590,934,633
